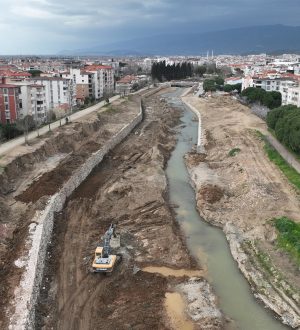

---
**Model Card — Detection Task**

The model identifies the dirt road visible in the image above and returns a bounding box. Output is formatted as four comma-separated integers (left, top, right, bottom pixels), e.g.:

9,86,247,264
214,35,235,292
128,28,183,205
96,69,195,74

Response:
0,95,120,156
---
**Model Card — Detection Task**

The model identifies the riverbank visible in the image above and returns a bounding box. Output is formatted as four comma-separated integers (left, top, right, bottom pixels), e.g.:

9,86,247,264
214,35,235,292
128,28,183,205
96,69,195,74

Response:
183,94,300,328
31,88,225,330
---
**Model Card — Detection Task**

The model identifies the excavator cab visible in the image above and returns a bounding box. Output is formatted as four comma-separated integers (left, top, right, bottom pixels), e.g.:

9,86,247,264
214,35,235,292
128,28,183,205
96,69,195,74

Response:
92,224,119,273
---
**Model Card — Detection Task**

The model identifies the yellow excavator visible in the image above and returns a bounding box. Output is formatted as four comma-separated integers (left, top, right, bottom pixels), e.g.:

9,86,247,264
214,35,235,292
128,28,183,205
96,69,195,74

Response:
92,224,120,273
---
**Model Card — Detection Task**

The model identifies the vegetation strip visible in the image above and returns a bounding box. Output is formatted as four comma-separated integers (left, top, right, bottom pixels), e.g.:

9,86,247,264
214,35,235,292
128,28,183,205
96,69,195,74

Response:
256,130,300,190
272,217,300,265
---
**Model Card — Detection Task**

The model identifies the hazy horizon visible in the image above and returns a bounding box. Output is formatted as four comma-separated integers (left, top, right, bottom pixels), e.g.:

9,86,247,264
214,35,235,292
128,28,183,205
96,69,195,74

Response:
1,0,300,54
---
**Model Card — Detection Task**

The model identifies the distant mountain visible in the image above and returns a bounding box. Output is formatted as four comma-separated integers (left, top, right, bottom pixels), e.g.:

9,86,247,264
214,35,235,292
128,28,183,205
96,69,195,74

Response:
60,25,300,56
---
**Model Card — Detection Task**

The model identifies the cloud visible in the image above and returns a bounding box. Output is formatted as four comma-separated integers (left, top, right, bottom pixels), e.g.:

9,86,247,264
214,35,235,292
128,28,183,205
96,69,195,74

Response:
0,0,299,53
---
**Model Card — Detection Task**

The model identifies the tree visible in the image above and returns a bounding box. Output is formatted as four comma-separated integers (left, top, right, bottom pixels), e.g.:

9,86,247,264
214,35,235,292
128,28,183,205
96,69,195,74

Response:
16,115,35,132
267,105,300,153
193,65,206,77
151,61,193,82
215,76,224,86
27,69,43,77
242,87,282,109
1,123,23,140
263,91,281,109
48,110,56,121
206,63,217,74
266,107,285,129
203,79,216,92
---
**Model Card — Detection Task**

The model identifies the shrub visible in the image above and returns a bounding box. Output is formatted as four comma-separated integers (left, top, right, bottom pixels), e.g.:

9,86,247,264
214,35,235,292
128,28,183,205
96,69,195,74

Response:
273,217,300,264
228,148,241,156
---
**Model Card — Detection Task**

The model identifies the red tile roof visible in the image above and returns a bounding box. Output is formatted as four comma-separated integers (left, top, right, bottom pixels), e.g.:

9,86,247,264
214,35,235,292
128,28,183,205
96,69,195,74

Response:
0,70,31,77
118,75,136,84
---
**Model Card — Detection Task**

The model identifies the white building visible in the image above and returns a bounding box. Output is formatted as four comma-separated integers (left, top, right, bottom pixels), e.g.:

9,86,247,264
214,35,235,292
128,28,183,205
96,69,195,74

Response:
280,80,299,105
84,65,114,99
10,82,47,123
30,77,76,116
241,76,254,90
282,86,300,107
61,68,94,104
225,77,243,85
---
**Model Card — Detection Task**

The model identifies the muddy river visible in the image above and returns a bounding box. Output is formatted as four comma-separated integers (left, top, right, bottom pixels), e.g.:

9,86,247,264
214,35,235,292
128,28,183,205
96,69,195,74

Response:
163,88,288,330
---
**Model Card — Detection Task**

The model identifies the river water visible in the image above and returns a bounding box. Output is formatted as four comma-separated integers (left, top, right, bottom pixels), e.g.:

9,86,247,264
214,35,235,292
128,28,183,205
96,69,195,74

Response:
163,88,288,330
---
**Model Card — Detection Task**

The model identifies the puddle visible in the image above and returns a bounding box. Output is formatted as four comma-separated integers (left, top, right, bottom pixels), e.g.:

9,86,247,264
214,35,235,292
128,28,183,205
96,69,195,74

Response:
165,292,194,330
142,266,203,277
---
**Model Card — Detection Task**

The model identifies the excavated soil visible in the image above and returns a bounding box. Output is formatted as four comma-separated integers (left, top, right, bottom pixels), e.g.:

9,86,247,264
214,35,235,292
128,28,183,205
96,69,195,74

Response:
34,89,201,330
198,184,224,204
0,96,143,329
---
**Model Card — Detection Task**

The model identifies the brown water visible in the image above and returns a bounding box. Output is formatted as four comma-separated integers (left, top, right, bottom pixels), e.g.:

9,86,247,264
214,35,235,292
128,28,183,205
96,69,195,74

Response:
165,292,194,330
142,266,203,278
164,88,289,330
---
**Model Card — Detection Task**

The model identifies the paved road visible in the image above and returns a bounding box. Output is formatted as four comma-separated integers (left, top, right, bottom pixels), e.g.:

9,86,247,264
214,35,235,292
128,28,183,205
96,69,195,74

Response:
0,95,120,156
266,133,300,173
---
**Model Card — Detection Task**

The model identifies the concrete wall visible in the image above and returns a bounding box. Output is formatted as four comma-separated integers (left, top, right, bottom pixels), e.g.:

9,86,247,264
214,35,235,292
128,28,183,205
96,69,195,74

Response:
9,102,143,330
181,92,204,154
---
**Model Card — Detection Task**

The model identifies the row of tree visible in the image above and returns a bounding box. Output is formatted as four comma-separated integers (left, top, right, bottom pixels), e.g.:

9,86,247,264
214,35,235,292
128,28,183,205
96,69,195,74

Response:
203,77,224,92
151,61,193,82
202,77,242,94
0,112,57,141
242,87,282,109
266,105,300,153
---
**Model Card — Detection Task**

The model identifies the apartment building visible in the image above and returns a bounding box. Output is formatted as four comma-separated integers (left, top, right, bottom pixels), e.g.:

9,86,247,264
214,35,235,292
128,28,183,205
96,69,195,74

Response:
252,76,281,92
283,86,300,107
0,84,20,124
30,77,75,116
11,82,47,122
61,68,94,104
85,65,114,99
280,80,298,105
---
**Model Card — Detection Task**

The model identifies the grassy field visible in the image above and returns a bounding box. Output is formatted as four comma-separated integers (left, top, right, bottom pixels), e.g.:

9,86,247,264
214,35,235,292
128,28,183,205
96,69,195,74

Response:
273,217,300,265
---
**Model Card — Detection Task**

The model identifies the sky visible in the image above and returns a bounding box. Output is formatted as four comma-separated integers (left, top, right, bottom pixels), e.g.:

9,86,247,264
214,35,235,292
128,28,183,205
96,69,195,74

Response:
0,0,300,54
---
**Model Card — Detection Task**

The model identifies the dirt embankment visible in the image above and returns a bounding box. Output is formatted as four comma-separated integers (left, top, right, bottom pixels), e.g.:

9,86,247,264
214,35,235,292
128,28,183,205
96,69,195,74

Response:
0,96,141,329
34,90,221,330
184,95,300,328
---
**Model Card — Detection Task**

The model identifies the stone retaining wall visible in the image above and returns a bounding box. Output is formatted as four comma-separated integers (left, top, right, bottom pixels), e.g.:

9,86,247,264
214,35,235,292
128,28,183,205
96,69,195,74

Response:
9,103,144,330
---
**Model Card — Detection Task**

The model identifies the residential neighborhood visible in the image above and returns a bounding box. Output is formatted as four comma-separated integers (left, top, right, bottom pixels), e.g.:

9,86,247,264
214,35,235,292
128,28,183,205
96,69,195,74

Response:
1,53,300,130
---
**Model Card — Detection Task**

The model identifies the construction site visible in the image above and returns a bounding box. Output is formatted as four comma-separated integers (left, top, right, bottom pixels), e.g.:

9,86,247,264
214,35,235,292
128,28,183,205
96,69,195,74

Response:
0,86,299,330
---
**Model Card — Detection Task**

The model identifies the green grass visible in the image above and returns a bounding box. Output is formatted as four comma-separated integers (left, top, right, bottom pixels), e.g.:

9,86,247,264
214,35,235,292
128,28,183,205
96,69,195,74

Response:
254,130,300,191
264,142,300,190
228,147,241,157
273,217,300,265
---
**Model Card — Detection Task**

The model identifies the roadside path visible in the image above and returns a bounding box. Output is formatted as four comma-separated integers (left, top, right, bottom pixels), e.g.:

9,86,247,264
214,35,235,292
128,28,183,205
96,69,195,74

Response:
265,133,300,173
0,95,120,156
